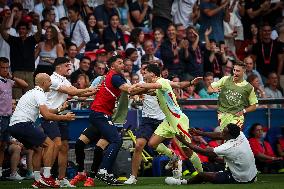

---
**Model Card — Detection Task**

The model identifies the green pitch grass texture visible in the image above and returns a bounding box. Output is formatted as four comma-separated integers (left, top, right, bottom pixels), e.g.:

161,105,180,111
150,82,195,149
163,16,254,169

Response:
0,175,283,189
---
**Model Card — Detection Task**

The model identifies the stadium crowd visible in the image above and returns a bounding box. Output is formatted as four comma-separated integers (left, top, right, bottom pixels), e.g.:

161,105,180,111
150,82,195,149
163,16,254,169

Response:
0,0,284,188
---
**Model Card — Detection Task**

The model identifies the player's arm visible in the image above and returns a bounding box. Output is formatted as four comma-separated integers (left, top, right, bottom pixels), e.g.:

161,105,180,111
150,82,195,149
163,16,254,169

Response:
176,134,217,158
58,85,97,96
236,88,258,116
39,104,75,121
207,76,229,94
170,77,203,89
189,128,224,140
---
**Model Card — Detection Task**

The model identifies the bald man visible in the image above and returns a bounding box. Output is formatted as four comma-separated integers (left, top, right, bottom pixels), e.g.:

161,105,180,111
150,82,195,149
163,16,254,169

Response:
9,73,76,188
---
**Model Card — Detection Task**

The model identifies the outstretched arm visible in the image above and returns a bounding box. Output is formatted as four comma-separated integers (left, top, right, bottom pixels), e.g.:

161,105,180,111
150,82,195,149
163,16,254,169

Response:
176,134,217,158
170,77,203,89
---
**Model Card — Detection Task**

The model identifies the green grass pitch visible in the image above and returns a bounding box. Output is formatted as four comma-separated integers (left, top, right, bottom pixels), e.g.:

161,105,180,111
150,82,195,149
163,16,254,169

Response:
0,174,283,189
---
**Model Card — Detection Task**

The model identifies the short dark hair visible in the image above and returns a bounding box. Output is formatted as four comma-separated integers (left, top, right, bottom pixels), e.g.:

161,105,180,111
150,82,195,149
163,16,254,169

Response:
249,123,262,138
59,17,69,22
204,72,214,78
68,4,80,13
227,123,240,139
16,21,29,31
146,64,161,77
0,57,9,64
107,55,122,67
80,56,92,63
42,7,54,19
125,48,137,57
234,60,246,68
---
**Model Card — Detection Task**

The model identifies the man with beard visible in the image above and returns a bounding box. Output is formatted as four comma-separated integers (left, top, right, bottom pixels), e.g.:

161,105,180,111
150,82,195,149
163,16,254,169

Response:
207,61,258,130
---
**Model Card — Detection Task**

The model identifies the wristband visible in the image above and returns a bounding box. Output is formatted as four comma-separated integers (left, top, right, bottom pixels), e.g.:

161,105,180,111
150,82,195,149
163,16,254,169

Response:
243,109,246,114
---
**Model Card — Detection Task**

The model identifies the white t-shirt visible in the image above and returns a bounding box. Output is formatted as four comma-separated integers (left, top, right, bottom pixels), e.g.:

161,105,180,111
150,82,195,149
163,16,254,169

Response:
140,81,165,120
10,86,47,126
172,0,196,28
213,132,257,182
46,72,71,109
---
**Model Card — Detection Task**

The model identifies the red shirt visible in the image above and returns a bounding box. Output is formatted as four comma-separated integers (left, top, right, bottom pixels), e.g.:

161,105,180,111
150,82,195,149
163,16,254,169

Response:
249,138,276,157
91,70,124,115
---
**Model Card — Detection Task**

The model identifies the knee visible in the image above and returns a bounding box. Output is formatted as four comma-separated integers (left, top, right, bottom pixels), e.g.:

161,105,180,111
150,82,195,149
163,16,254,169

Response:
135,141,146,152
147,141,157,149
44,138,55,148
54,140,62,149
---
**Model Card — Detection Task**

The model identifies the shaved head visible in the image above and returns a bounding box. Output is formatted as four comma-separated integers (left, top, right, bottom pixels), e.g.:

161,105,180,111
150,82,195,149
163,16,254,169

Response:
35,73,50,86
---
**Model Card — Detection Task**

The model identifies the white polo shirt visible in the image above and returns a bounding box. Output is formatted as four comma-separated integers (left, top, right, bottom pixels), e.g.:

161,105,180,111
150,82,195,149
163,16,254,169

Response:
46,72,71,110
10,86,47,126
213,132,257,182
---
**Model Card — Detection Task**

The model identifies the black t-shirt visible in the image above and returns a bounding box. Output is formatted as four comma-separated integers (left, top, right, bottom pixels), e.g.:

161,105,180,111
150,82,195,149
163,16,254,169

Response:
252,40,282,77
94,4,118,27
242,0,264,40
129,1,152,28
7,35,37,72
277,40,284,75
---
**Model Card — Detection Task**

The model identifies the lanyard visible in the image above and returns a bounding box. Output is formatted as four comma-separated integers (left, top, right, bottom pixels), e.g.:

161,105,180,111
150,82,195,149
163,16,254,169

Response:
261,41,273,65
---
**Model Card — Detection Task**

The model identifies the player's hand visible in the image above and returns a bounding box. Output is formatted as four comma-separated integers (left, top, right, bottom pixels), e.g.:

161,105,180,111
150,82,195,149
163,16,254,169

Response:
64,112,76,121
188,128,201,136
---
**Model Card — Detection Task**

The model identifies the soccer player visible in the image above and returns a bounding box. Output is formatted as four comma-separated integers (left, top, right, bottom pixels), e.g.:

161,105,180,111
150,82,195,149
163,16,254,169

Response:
73,55,138,186
129,64,204,177
8,73,75,188
207,61,258,130
40,57,97,187
165,123,257,184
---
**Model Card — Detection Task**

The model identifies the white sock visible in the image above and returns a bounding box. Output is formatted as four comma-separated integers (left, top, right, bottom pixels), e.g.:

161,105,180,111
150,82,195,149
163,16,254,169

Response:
34,171,41,182
0,167,2,177
43,167,51,178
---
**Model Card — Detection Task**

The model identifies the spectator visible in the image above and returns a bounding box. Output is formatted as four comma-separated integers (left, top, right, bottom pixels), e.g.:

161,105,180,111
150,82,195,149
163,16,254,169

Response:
276,127,284,159
172,0,198,28
70,56,94,85
247,74,267,99
264,72,283,108
237,23,259,60
176,23,187,44
34,26,64,76
94,0,118,31
131,73,140,84
160,24,188,78
85,14,102,51
74,73,90,89
251,24,283,80
199,0,230,43
152,0,173,33
0,12,42,99
171,75,184,100
242,0,270,40
243,55,263,86
66,43,80,73
66,5,90,55
116,0,133,32
7,138,34,180
93,61,106,78
204,39,227,79
92,48,108,69
78,0,93,22
141,39,161,65
56,0,76,19
182,84,208,110
124,58,134,74
184,26,210,79
0,57,28,178
7,3,23,31
153,27,164,59
58,17,69,38
276,22,284,91
136,61,148,81
248,123,284,173
129,0,152,33
161,67,169,79
102,13,126,51
126,27,145,57
34,0,59,22
199,71,218,100
125,48,139,73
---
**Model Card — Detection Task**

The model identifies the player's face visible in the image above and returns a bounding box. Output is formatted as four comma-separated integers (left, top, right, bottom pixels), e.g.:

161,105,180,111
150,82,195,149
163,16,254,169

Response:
112,58,125,74
233,65,245,82
43,78,52,92
144,69,154,83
